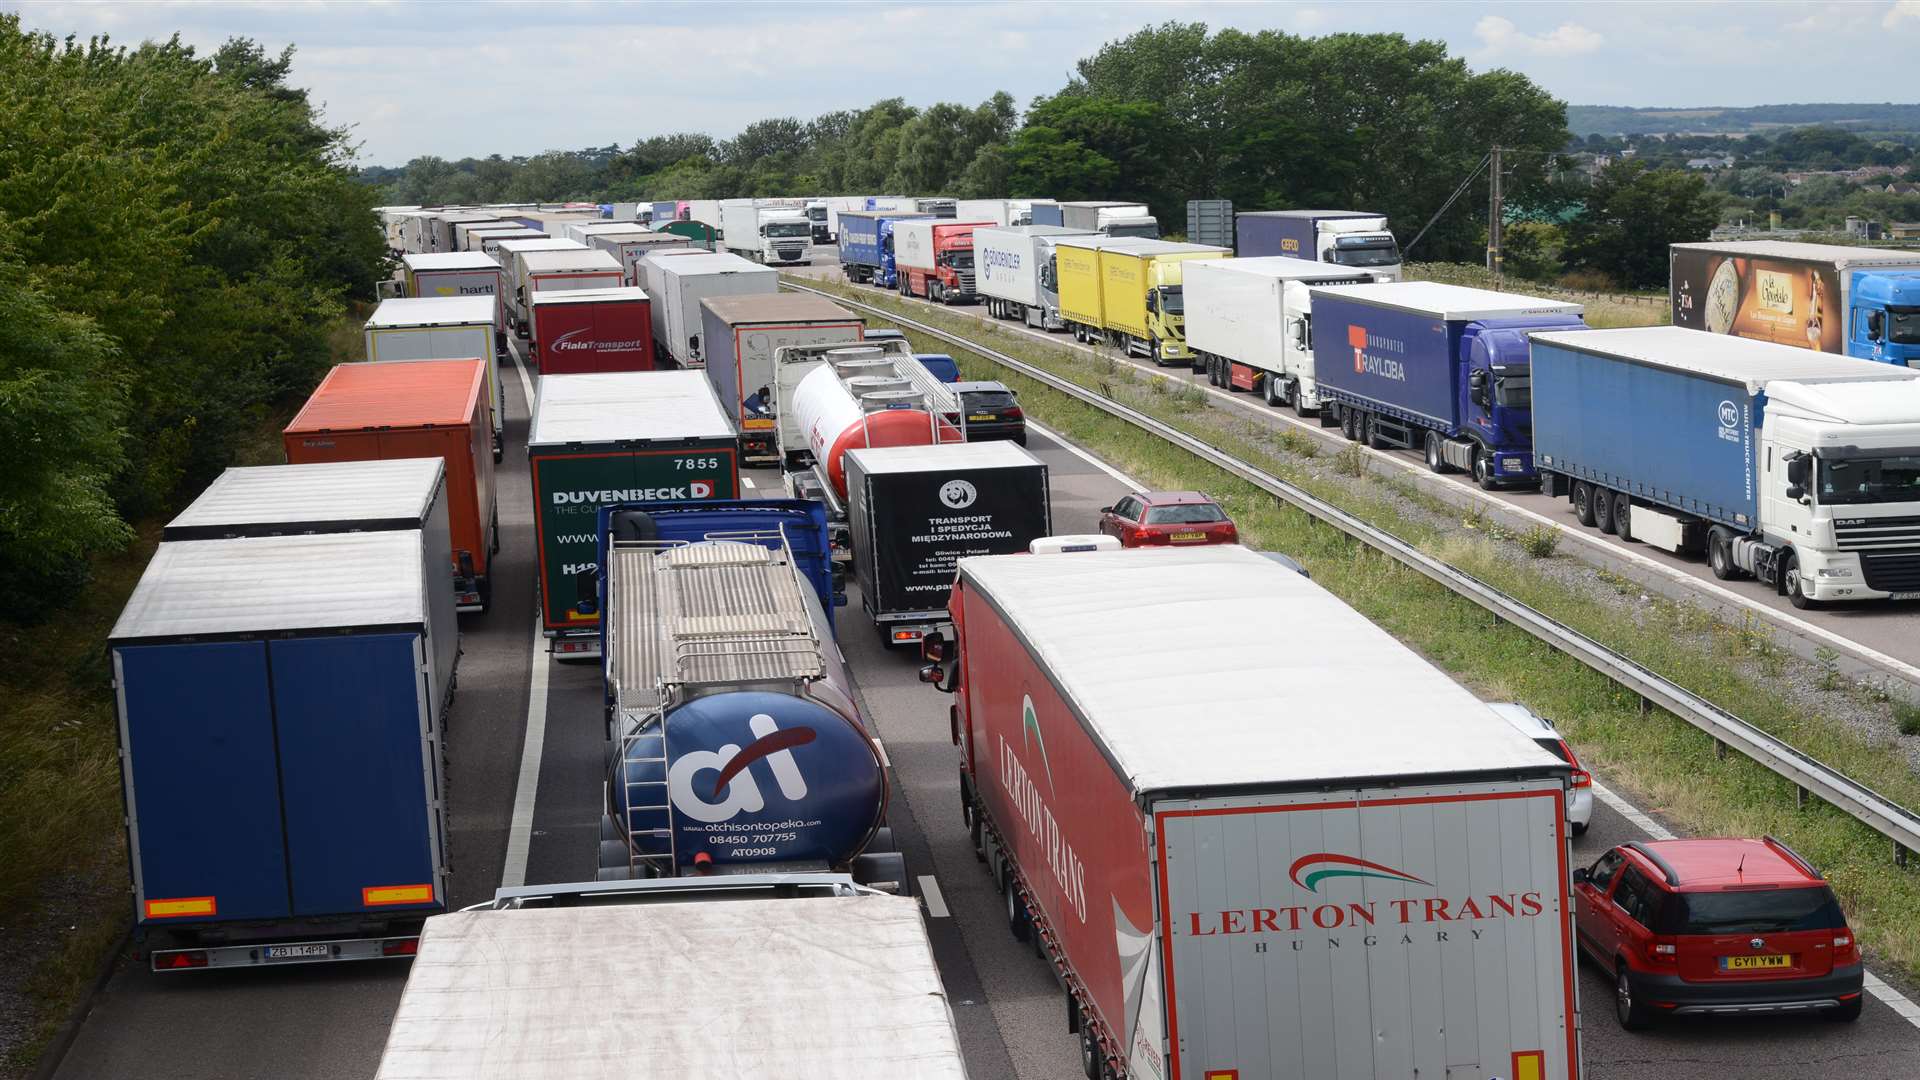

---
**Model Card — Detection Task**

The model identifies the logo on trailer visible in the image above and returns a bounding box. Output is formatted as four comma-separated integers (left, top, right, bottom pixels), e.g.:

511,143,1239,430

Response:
1021,695,1054,789
939,478,978,509
1289,853,1433,893
553,326,646,353
668,713,815,822
1347,324,1408,382
1716,399,1743,444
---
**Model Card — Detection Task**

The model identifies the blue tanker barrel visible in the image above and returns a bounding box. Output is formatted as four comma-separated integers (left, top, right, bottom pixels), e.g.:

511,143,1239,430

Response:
617,690,885,869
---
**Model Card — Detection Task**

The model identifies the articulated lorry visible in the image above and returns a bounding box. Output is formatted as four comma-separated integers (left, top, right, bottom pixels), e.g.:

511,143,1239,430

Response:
700,292,865,459
1056,237,1230,363
721,199,814,265
1238,210,1403,280
846,441,1051,648
973,224,1095,330
112,527,456,972
1534,326,1920,608
837,210,931,287
285,359,499,611
1033,200,1160,238
644,251,778,369
363,296,504,461
893,219,990,303
527,371,742,657
1184,255,1379,412
1671,240,1920,367
1312,281,1585,487
375,875,964,1080
924,543,1578,1080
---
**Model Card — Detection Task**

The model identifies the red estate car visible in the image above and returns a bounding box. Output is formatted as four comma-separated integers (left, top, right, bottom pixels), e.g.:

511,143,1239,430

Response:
1097,491,1238,547
1574,837,1863,1029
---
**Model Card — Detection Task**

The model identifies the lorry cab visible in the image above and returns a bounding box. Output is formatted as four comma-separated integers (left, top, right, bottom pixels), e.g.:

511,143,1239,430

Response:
1461,317,1566,462
757,209,811,265
1846,271,1920,368
1323,224,1403,279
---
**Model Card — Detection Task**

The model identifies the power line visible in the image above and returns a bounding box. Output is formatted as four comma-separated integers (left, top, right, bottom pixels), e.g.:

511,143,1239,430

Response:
1403,151,1491,258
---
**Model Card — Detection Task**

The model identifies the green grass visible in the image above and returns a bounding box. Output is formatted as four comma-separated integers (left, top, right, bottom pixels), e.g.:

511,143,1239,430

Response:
0,314,363,1078
795,275,1920,982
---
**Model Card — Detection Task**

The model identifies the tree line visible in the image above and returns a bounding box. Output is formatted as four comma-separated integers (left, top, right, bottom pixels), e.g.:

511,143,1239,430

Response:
0,17,388,615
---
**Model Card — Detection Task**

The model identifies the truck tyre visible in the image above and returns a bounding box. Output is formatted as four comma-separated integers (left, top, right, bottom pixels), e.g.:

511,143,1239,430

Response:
1594,486,1617,534
1006,874,1031,943
1078,1010,1103,1079
1572,482,1597,527
1472,448,1497,490
1783,552,1819,609
1424,432,1449,473
1338,407,1358,441
1612,492,1633,541
1708,527,1739,580
1295,391,1317,420
1365,415,1391,451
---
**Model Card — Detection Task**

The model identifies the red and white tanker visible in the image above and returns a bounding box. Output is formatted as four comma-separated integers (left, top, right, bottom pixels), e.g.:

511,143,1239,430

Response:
787,359,962,501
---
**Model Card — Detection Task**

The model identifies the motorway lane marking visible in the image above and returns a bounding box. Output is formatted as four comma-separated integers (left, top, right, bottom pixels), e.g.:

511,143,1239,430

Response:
918,875,950,918
858,285,1920,688
499,614,550,890
741,476,756,489
1025,419,1144,488
1592,778,1920,1029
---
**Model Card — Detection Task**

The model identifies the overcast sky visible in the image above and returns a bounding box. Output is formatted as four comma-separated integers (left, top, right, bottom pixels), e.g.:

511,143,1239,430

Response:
13,1,1920,166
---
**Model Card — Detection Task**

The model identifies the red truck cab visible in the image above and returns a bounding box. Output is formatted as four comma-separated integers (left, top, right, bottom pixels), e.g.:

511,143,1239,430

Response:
898,221,987,304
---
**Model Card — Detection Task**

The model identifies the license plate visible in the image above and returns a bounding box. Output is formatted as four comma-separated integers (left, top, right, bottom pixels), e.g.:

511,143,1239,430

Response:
1894,592,1920,601
1722,954,1791,970
1170,531,1206,542
263,944,331,960
968,413,995,422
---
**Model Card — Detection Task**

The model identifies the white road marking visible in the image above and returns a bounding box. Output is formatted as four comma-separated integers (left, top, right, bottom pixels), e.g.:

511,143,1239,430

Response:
507,339,536,407
918,875,950,918
740,476,756,490
499,614,550,890
859,286,1920,688
871,738,890,768
1590,778,1920,1028
1026,419,1144,489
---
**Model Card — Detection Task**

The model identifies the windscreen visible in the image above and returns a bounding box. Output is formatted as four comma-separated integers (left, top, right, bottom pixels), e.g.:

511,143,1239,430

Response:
1819,454,1920,505
1145,504,1226,524
767,222,810,238
1107,223,1160,239
1494,373,1532,408
1653,886,1845,934
1160,288,1185,315
1330,238,1402,268
1890,306,1920,345
961,390,1016,412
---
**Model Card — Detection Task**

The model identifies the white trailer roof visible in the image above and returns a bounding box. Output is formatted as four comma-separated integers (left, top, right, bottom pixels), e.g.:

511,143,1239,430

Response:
496,238,584,255
1768,376,1920,426
165,460,441,536
366,296,495,329
659,251,776,277
111,532,425,641
1312,280,1582,320
847,440,1043,475
529,370,733,446
529,286,650,308
375,896,965,1080
1192,255,1379,282
1672,240,1920,268
517,249,622,274
957,544,1561,793
973,224,1094,239
1530,326,1919,393
402,252,499,272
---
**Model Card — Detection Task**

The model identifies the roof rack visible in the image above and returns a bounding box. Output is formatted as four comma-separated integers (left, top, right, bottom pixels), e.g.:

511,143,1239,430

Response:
1625,840,1680,887
1761,835,1822,879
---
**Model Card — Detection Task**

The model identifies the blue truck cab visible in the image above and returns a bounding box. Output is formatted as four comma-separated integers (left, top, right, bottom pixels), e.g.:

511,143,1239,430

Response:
837,211,932,288
1847,271,1920,367
1311,282,1586,487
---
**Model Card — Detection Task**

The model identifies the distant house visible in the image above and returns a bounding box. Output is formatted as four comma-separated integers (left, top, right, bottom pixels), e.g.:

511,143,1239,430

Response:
1885,182,1920,195
1685,155,1736,170
1889,222,1920,241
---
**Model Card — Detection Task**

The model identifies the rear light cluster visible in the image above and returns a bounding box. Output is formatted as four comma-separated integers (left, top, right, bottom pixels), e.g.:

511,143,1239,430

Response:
1835,934,1859,964
1004,407,1024,420
1647,940,1678,966
553,640,594,655
155,950,209,970
1555,739,1593,788
382,937,419,958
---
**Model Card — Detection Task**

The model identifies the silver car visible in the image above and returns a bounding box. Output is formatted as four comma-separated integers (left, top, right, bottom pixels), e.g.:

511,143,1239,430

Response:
1488,702,1593,835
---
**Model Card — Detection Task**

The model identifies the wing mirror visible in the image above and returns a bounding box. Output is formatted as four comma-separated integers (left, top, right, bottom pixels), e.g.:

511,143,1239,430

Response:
1099,505,1114,514
921,631,949,663
574,568,597,605
1468,369,1491,407
1572,867,1590,885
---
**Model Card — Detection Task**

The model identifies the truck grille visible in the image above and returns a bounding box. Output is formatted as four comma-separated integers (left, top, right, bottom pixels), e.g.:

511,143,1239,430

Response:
777,246,805,261
1860,552,1920,592
1833,515,1920,551
958,271,976,293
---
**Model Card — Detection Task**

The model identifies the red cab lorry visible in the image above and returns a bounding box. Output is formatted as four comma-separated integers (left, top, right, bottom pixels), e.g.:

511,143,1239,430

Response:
284,358,500,612
925,544,1579,1080
529,287,655,374
893,219,991,304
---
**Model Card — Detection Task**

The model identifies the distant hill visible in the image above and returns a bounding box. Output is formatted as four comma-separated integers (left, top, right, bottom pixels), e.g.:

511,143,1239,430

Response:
1569,103,1920,137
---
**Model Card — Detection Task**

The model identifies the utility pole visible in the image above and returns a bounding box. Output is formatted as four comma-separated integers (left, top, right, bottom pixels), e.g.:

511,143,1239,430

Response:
1487,144,1504,281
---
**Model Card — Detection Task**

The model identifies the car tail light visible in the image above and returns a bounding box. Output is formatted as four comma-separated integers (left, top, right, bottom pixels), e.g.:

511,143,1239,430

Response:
1005,406,1023,419
1647,940,1678,966
1555,739,1592,788
892,628,924,643
155,950,208,970
1835,934,1859,963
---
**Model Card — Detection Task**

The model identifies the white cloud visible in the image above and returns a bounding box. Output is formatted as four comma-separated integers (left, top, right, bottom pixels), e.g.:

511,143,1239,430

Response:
1474,15,1604,57
1886,0,1920,28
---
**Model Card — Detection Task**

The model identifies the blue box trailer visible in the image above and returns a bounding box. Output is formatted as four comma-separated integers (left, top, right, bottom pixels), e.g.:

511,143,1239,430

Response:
1312,282,1585,486
110,530,456,971
837,211,931,287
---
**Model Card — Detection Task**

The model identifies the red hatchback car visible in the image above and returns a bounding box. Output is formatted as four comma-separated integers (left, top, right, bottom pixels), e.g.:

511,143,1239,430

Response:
1574,837,1863,1029
1097,491,1238,547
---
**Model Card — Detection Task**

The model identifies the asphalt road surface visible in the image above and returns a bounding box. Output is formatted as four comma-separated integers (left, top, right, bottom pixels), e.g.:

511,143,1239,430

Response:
786,251,1920,688
48,315,1920,1080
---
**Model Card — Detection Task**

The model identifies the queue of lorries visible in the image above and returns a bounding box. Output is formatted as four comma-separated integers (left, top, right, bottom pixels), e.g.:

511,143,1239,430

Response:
91,195,1908,1079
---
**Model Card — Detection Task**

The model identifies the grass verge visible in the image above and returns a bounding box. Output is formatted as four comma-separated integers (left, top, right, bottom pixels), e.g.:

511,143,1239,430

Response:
0,314,364,1078
795,275,1920,985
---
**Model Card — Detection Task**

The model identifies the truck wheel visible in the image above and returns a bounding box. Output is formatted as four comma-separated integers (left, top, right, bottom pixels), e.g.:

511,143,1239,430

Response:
1708,527,1739,580
1572,482,1596,526
1338,408,1358,441
1365,415,1391,451
1006,874,1031,943
1078,1010,1103,1079
1594,486,1617,534
1783,553,1820,609
1472,449,1498,490
1612,492,1633,541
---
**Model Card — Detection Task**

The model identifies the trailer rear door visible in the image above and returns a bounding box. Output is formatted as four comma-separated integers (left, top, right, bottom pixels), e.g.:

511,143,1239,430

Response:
1155,781,1576,1080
